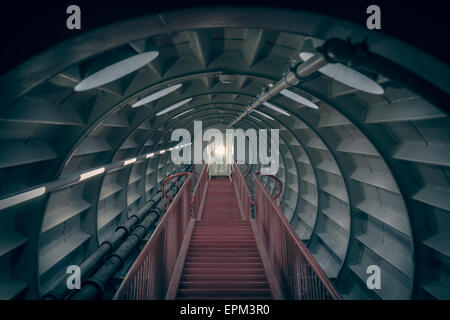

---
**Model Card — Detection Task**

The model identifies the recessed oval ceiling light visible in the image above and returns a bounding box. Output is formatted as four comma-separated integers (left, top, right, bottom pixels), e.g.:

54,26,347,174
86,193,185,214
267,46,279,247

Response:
253,110,275,120
132,84,182,108
156,98,193,116
280,89,319,109
75,51,159,92
263,102,290,116
173,108,194,119
299,52,384,95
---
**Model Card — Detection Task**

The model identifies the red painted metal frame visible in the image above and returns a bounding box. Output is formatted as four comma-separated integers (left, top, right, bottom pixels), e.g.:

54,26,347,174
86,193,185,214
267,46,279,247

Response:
192,163,208,220
252,173,342,300
255,172,283,201
113,175,193,300
114,163,340,300
234,160,250,176
232,163,252,220
161,172,191,215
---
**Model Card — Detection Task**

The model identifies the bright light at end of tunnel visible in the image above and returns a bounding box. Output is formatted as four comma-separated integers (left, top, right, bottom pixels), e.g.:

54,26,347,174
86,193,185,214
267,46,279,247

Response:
132,84,182,108
0,187,47,211
215,145,225,157
74,51,159,92
123,158,137,166
79,167,105,181
299,52,384,95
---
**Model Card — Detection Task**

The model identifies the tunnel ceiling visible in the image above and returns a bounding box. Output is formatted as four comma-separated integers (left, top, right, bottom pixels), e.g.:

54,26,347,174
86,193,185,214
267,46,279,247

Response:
0,7,449,300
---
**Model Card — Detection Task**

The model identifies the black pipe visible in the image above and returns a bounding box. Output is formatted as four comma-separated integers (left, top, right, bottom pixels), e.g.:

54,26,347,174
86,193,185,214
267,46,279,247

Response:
42,169,190,300
42,196,161,300
71,211,159,300
70,172,190,300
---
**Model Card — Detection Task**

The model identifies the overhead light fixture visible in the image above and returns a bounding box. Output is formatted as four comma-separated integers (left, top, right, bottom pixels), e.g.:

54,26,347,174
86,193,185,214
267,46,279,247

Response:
279,89,319,109
0,187,46,211
145,153,155,158
173,108,194,119
219,75,234,84
253,110,275,120
159,150,166,154
132,84,182,108
79,167,105,181
262,102,290,116
75,51,159,92
123,158,137,166
156,98,193,116
299,52,384,95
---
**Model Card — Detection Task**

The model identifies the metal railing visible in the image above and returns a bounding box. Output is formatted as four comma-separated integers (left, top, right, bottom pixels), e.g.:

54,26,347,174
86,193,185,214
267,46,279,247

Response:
192,164,208,219
252,173,341,300
232,162,252,220
113,175,193,300
113,165,208,300
255,172,283,207
161,172,191,215
234,160,250,176
114,163,340,300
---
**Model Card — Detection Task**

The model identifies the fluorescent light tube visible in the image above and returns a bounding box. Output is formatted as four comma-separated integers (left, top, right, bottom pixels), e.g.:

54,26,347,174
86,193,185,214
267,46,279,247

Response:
79,167,105,181
173,108,194,119
132,84,182,108
299,52,384,95
75,51,159,92
145,153,154,158
123,158,137,166
156,98,193,116
253,110,275,120
0,187,46,211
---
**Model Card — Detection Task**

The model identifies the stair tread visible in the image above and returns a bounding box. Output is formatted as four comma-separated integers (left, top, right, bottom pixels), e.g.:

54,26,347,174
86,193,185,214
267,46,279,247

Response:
179,281,269,287
176,182,272,300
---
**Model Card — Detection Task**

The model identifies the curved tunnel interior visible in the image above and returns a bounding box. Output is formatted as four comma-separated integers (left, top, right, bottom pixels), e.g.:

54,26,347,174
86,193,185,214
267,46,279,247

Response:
0,7,449,300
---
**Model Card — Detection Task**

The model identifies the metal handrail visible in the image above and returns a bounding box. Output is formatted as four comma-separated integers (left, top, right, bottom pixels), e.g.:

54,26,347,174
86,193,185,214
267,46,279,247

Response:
161,172,191,215
114,163,340,300
255,172,283,201
234,160,250,176
192,163,208,220
113,175,193,300
232,162,252,220
252,173,341,300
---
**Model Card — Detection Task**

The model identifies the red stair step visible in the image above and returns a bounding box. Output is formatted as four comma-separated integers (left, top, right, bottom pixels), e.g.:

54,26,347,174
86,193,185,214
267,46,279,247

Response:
176,180,273,300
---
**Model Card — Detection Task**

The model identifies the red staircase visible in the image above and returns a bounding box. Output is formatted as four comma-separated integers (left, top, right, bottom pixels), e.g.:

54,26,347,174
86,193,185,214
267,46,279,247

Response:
176,178,272,300
114,165,341,300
